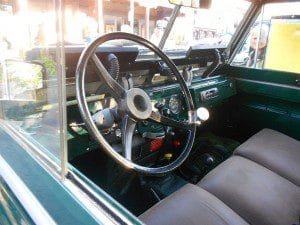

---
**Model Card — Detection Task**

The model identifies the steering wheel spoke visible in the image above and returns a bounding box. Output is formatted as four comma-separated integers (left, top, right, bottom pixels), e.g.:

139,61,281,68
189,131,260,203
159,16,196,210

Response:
92,54,126,99
149,111,190,130
121,114,136,161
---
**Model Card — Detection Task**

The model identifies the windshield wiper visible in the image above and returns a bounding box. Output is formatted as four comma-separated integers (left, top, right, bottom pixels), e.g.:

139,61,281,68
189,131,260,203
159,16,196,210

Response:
158,4,181,50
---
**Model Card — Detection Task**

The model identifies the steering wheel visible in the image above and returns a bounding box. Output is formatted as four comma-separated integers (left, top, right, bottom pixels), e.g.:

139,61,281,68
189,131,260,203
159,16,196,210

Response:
76,32,196,175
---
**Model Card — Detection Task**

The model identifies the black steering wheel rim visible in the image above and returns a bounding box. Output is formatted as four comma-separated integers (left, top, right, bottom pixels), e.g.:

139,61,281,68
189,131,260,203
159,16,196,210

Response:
76,32,196,175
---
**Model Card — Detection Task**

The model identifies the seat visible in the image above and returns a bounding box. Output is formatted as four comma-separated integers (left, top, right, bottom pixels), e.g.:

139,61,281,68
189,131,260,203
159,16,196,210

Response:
140,129,300,225
234,128,300,186
140,183,249,225
198,156,300,225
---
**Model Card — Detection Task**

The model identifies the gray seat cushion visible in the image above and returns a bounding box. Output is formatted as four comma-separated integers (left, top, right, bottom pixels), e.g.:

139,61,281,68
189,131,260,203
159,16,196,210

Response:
140,183,249,225
234,128,300,186
198,156,300,225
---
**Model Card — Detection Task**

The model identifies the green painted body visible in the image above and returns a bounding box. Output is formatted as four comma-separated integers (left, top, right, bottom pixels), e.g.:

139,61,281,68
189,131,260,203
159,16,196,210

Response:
222,65,300,140
68,76,236,160
0,127,141,225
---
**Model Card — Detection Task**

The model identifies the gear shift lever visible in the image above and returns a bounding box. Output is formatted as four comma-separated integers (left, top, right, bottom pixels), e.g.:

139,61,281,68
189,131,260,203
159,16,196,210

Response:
189,107,210,126
197,107,210,121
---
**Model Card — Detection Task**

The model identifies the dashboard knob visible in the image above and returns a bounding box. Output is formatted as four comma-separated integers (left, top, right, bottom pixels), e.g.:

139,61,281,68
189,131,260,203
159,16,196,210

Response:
162,108,171,116
196,107,210,121
154,102,165,110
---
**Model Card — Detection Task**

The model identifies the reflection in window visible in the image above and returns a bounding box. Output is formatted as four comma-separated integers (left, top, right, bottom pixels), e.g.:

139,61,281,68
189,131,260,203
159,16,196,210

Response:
63,0,174,46
3,0,250,52
0,1,62,161
3,60,43,100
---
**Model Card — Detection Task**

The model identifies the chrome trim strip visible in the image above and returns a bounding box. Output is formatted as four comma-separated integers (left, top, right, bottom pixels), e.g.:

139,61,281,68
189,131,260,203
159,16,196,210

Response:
54,0,68,179
0,155,57,225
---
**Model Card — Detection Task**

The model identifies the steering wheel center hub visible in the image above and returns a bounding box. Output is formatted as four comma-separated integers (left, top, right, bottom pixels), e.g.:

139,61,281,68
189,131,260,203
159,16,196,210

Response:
122,88,152,120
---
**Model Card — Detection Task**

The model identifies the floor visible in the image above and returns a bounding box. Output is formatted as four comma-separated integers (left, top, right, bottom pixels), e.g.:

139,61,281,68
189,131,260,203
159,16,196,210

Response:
70,132,240,216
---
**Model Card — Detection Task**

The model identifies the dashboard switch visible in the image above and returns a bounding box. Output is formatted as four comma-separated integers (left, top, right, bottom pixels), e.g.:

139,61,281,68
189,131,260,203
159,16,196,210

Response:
173,140,181,148
150,138,164,152
201,88,218,101
162,108,171,116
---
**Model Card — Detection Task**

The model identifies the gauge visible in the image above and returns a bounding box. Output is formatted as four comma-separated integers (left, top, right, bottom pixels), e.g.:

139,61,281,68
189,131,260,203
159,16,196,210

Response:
151,73,168,85
94,101,103,111
89,101,103,114
169,95,181,114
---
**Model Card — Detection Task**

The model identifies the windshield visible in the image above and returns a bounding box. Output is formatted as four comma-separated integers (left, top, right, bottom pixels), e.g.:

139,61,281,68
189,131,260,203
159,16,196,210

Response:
64,0,251,51
5,0,251,53
63,0,175,47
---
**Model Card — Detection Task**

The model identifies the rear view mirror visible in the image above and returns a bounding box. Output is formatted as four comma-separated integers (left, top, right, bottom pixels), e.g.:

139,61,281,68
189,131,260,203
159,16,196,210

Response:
168,0,212,9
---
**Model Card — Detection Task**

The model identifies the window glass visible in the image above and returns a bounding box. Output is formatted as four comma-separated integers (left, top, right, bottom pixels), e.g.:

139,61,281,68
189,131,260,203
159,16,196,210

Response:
24,0,250,54
0,1,63,161
62,0,174,47
232,2,300,74
164,0,251,51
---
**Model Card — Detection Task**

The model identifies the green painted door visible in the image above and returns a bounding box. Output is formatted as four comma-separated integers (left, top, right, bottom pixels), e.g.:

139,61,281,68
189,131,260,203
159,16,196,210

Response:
227,2,300,140
225,66,300,140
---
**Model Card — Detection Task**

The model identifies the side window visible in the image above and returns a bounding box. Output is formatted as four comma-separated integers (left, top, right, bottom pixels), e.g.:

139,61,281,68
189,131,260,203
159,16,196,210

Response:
0,2,65,165
232,2,300,74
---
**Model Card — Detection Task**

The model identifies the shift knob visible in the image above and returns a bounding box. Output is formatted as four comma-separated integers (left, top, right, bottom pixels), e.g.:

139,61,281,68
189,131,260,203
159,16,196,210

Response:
196,107,210,121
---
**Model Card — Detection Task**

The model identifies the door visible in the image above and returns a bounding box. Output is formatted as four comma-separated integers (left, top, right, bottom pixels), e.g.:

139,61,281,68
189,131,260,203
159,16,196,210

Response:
227,1,300,140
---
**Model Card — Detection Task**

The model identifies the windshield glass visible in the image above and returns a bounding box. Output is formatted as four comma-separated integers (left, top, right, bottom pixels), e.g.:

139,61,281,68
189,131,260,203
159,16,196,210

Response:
164,0,251,51
62,0,174,47
11,0,251,53
62,0,250,51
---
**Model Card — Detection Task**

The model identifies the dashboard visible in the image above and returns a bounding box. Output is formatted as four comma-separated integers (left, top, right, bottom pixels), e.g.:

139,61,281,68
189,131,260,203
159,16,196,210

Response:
55,46,236,163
